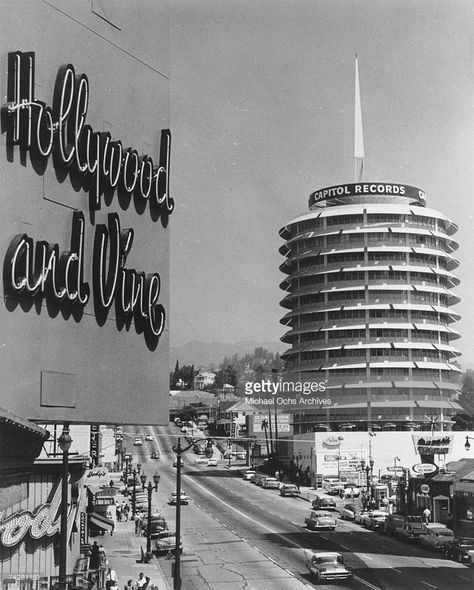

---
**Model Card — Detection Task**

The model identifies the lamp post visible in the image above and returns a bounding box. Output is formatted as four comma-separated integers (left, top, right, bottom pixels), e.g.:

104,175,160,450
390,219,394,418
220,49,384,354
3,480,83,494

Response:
394,456,401,468
172,436,212,590
465,436,474,451
227,440,232,468
132,468,137,518
58,424,72,590
294,452,303,491
137,462,142,476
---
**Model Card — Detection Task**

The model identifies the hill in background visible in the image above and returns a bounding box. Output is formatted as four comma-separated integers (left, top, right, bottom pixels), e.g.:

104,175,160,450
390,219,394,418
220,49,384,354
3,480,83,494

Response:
170,340,286,369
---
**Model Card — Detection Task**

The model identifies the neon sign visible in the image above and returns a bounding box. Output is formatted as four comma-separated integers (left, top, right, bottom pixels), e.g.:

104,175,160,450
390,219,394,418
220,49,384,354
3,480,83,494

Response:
0,481,73,548
2,51,171,347
3,51,173,215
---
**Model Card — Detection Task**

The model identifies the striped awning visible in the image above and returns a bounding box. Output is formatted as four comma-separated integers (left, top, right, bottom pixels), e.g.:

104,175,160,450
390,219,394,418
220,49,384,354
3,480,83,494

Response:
88,512,114,532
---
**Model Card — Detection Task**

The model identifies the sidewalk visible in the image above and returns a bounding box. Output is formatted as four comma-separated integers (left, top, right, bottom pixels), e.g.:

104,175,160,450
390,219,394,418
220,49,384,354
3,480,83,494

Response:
98,516,172,590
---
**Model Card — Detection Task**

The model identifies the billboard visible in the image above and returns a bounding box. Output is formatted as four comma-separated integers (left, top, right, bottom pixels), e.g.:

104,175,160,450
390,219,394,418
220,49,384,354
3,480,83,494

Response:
0,3,171,425
253,414,291,433
309,182,426,208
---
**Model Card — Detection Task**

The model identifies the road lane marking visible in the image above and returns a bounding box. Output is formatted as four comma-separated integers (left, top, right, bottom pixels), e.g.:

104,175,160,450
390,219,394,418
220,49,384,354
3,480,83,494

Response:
457,574,470,581
421,583,437,589
181,472,383,590
391,568,402,573
360,554,373,560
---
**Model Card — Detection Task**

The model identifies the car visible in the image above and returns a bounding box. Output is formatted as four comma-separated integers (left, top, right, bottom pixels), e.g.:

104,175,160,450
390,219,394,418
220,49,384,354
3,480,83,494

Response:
145,434,153,441
154,530,182,556
366,510,388,530
382,513,407,535
341,482,361,498
444,537,474,563
262,477,280,489
305,510,337,531
312,495,337,511
323,479,345,495
306,551,352,583
354,509,370,525
236,452,246,460
253,473,268,486
243,470,256,481
150,451,159,459
168,491,190,505
172,458,184,468
280,484,299,497
140,514,167,537
207,458,218,466
133,438,143,446
418,524,454,551
396,520,427,542
340,504,357,521
195,456,208,464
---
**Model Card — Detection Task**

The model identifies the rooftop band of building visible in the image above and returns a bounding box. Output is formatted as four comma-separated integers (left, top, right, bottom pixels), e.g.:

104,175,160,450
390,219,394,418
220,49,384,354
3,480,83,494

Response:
279,184,462,434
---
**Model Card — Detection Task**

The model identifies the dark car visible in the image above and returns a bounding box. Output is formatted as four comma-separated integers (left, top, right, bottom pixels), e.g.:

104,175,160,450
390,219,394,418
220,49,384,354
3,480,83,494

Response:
312,495,337,511
444,537,474,563
396,519,426,542
382,513,407,535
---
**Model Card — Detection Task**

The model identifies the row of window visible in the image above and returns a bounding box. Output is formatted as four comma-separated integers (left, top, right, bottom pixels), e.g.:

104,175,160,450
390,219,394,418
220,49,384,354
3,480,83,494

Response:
300,349,450,361
298,234,444,249
298,291,449,306
297,309,450,324
297,214,443,233
295,271,447,287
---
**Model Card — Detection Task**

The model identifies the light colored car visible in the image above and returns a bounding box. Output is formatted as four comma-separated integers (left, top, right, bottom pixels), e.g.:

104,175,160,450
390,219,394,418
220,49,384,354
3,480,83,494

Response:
366,510,388,530
172,458,184,467
305,511,337,531
280,484,299,497
340,504,357,521
195,456,208,464
150,450,159,459
145,434,153,441
236,452,246,460
168,491,190,505
342,483,361,498
312,496,337,511
207,458,218,466
354,509,370,525
419,524,454,551
323,478,345,495
306,552,352,583
244,470,256,480
133,438,143,446
262,477,280,489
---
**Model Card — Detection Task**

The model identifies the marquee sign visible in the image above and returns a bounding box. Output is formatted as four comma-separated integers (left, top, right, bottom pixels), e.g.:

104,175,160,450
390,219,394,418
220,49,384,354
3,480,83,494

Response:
1,51,172,348
308,182,426,208
412,435,452,456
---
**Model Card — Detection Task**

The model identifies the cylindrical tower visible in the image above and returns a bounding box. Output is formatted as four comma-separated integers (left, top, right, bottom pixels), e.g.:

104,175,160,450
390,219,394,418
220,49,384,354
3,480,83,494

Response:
279,182,462,433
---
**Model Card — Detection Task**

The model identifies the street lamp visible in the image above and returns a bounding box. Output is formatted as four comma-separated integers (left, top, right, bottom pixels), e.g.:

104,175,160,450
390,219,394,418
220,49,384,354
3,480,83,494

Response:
227,440,232,468
294,452,303,491
131,468,137,518
58,424,72,590
394,456,401,468
465,436,474,451
137,462,142,475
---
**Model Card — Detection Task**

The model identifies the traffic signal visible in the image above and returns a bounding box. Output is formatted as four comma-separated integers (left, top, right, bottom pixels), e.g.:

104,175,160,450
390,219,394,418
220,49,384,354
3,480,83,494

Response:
204,438,213,458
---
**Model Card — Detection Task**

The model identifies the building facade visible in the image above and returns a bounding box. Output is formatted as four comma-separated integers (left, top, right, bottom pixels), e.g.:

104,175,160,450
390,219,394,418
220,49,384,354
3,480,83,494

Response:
279,182,462,433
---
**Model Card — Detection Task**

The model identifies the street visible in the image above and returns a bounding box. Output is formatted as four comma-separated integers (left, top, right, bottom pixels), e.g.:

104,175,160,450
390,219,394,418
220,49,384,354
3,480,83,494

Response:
123,424,474,590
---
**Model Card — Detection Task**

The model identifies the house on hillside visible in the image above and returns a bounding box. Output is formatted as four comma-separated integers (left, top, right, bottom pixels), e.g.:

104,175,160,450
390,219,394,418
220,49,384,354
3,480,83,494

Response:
194,371,216,390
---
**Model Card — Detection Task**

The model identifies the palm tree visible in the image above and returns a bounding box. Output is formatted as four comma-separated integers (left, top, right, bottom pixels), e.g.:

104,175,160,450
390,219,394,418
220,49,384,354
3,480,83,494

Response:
261,419,270,458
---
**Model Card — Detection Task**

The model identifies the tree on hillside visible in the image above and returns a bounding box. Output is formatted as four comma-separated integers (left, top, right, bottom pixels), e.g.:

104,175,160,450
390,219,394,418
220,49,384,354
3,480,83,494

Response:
453,370,474,430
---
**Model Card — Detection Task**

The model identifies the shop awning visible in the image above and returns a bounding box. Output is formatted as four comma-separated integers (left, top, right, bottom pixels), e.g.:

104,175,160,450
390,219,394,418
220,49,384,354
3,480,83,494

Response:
88,512,114,532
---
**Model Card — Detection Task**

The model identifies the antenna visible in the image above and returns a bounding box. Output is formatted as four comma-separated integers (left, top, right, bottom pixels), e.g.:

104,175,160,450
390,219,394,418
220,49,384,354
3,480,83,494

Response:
354,54,365,182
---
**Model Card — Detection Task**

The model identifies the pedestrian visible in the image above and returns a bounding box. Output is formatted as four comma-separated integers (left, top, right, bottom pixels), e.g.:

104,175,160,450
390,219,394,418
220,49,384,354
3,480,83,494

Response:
98,544,107,566
121,501,126,521
136,573,147,588
106,568,118,589
116,505,122,522
89,541,101,570
446,512,454,529
423,506,431,524
124,503,130,521
135,510,143,535
124,580,134,590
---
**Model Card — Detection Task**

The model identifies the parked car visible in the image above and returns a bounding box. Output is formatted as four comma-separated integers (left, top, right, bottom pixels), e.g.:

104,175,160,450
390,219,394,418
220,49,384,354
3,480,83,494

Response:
340,504,357,521
262,477,280,489
243,470,256,481
154,530,182,556
366,510,388,530
141,514,167,538
312,496,337,511
133,438,142,446
323,478,345,495
418,524,454,551
280,484,299,497
195,456,208,464
341,482,361,498
305,511,337,531
382,513,407,536
168,491,190,505
306,552,352,583
397,520,427,542
253,473,267,486
236,452,246,460
444,537,474,563
172,458,184,468
145,434,153,441
207,458,218,466
354,509,370,525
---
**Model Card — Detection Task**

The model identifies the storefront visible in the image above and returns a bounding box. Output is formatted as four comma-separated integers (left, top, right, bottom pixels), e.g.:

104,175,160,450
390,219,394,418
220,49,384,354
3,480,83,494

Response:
406,477,452,523
452,480,474,537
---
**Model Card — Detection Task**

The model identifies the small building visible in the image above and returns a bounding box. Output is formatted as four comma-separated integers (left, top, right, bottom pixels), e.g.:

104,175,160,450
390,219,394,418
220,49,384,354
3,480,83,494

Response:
194,371,217,390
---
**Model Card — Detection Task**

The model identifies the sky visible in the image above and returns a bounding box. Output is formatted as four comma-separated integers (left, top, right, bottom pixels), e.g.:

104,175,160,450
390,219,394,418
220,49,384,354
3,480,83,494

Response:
169,0,474,367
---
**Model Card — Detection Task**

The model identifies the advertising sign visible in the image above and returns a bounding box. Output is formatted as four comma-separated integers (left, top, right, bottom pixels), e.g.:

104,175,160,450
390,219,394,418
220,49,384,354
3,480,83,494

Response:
253,414,291,433
0,51,171,424
412,463,437,475
412,436,452,456
309,182,426,208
